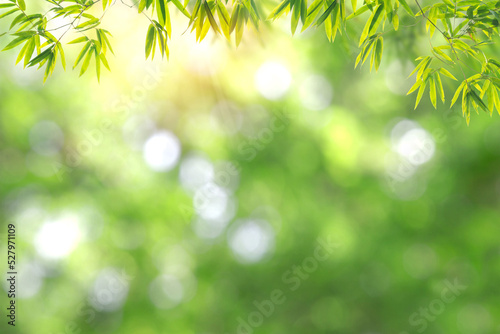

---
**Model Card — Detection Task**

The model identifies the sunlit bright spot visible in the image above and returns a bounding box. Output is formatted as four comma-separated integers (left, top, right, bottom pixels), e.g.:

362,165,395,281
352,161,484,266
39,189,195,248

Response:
10,203,46,241
228,219,274,263
9,65,41,87
213,161,240,193
186,40,224,76
192,217,228,240
193,182,229,220
151,244,195,275
299,75,333,110
2,261,43,299
384,152,417,181
89,267,130,312
385,60,414,95
149,274,184,309
34,214,82,260
143,131,181,172
403,244,438,279
250,206,283,234
391,120,435,166
179,154,214,192
122,115,156,151
255,62,292,100
192,198,237,240
78,207,104,242
211,101,244,136
29,120,64,156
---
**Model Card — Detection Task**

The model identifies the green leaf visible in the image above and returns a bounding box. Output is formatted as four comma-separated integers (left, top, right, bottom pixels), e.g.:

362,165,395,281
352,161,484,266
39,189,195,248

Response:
398,0,414,16
359,4,380,46
95,47,100,81
407,79,422,95
235,5,244,46
56,42,65,70
73,41,91,69
300,0,307,24
170,0,190,17
433,46,453,63
2,34,30,51
23,37,35,67
392,13,399,30
28,46,53,67
267,0,290,20
204,1,221,34
229,3,240,34
17,0,25,11
368,4,384,34
156,0,166,27
435,72,445,103
316,0,337,26
374,37,383,71
100,30,114,55
164,1,171,37
0,8,19,19
439,68,457,80
79,45,94,76
217,0,231,38
145,24,155,59
15,38,29,64
99,53,110,71
415,80,427,109
346,4,367,19
188,0,201,27
429,75,437,108
43,53,55,83
76,18,99,30
469,88,489,113
68,36,89,44
291,0,300,34
138,0,147,12
451,80,466,107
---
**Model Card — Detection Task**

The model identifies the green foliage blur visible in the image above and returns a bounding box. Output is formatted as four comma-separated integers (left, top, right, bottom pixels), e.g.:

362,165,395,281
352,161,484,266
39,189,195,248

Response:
1,5,500,334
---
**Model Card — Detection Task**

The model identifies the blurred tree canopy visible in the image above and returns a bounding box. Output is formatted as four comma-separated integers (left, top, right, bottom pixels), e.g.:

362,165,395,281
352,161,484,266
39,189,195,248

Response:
1,0,500,123
1,0,500,334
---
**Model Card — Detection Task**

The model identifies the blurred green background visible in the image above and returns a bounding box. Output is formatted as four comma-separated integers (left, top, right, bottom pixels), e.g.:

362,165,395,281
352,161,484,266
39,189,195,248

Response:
1,3,500,334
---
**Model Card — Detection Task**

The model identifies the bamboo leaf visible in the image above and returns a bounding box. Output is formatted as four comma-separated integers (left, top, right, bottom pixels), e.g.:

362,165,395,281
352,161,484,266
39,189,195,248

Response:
17,0,25,11
171,0,190,17
451,80,466,107
68,37,88,44
204,1,221,34
429,75,437,108
374,37,383,71
73,41,91,68
56,42,66,70
398,0,414,16
145,24,155,59
79,45,94,76
415,80,427,109
267,0,290,20
435,72,445,103
316,0,337,26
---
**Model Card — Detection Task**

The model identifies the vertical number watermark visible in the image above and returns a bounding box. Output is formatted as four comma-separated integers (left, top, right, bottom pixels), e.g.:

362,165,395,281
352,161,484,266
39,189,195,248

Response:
6,223,16,327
